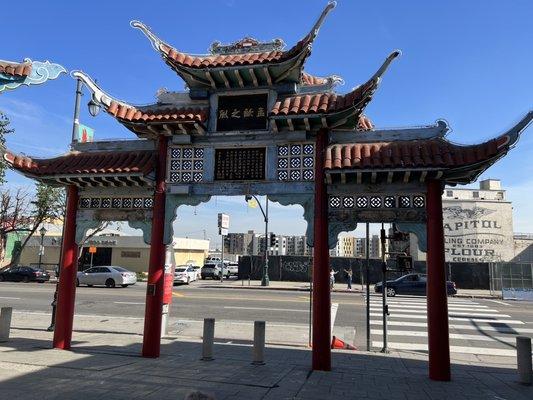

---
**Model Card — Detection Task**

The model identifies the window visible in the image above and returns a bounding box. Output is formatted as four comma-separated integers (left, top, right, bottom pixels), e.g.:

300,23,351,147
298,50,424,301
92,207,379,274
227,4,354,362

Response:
121,251,141,258
473,191,479,198
446,190,453,197
96,267,110,273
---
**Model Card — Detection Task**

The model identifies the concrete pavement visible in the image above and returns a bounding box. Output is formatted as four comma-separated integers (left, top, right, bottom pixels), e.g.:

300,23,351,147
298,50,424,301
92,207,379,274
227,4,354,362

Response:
1,311,532,400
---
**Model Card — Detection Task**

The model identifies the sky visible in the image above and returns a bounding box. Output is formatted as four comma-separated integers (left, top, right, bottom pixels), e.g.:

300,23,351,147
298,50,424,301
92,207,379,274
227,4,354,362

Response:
1,0,532,245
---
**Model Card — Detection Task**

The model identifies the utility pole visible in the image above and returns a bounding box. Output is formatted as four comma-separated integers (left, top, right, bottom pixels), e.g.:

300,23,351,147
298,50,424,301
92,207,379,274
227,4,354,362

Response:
245,195,269,286
366,222,371,351
380,223,389,353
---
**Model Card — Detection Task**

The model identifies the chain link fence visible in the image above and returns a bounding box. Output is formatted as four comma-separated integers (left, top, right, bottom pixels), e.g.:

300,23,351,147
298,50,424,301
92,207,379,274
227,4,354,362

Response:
489,262,533,300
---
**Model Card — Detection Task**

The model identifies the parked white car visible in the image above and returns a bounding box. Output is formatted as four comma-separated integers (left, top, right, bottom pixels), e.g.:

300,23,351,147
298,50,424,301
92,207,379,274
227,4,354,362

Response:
227,262,238,277
174,265,197,284
76,266,137,288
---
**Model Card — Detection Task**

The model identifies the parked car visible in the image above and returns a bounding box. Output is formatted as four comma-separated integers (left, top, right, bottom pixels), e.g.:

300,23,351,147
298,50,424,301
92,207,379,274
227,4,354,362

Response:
227,262,238,277
201,262,230,279
174,265,197,284
189,265,202,280
374,273,457,297
76,266,137,288
0,266,50,283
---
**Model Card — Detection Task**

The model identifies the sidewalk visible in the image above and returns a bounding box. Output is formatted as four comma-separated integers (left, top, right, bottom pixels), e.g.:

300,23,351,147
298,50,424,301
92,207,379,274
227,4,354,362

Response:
194,279,501,299
2,312,529,400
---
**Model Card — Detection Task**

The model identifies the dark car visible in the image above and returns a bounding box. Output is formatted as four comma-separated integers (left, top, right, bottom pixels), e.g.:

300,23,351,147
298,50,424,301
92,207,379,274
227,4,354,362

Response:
374,273,456,297
0,266,51,283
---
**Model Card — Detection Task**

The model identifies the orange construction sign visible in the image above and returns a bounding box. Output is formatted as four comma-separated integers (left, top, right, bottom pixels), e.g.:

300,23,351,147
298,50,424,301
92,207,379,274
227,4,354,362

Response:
88,246,97,254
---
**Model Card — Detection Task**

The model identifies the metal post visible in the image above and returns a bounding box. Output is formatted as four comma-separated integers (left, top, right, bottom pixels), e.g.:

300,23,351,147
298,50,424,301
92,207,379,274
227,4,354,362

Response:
380,225,388,353
252,320,266,365
366,222,371,351
220,234,224,283
142,136,168,358
71,79,83,147
202,318,215,361
0,307,12,342
52,185,79,350
516,336,532,385
312,128,331,371
426,179,451,381
262,196,269,286
308,257,312,347
89,252,94,269
38,232,45,270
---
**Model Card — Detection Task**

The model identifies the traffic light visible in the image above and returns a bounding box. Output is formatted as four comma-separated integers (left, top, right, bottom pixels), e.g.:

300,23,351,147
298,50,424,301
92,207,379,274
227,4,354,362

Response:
270,233,276,245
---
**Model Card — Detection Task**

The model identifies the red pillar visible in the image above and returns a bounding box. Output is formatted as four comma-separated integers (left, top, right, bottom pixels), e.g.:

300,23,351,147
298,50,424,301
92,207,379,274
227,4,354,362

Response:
426,179,451,381
53,185,79,349
312,128,331,371
142,135,168,358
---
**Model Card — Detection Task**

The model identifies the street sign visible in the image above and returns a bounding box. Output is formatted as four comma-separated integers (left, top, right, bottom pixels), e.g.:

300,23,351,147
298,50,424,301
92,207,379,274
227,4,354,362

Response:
218,213,230,229
219,227,228,236
88,246,97,254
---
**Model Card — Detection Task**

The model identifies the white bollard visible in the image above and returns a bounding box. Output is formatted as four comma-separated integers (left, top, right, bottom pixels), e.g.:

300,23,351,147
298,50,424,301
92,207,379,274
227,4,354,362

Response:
516,336,532,385
202,318,215,361
0,307,13,342
252,320,266,365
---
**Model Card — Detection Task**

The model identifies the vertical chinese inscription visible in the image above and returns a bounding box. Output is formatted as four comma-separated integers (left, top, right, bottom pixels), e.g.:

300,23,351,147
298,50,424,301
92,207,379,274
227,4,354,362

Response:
217,94,268,131
214,148,266,181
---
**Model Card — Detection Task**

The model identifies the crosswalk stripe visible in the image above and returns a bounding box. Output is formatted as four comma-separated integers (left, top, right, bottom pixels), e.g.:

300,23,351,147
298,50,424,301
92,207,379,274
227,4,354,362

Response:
370,305,497,312
370,320,533,333
369,329,518,344
369,301,489,309
368,299,481,306
371,341,525,357
369,313,524,324
367,296,479,305
370,309,508,317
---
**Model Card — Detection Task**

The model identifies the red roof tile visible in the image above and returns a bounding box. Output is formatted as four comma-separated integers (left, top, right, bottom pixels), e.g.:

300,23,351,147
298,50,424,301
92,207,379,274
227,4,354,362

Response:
107,101,208,124
4,150,156,177
324,136,511,170
271,81,376,116
0,60,32,77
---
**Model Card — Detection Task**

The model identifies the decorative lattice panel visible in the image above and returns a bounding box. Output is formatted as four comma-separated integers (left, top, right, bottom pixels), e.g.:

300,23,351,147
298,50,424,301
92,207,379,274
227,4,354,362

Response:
329,194,426,211
168,146,204,183
277,143,315,182
79,196,153,210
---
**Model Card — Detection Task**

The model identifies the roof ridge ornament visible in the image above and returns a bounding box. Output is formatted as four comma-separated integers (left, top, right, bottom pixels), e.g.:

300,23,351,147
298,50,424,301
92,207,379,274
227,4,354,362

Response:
309,1,337,42
209,36,286,55
71,70,129,108
0,58,66,92
370,50,401,83
130,20,170,52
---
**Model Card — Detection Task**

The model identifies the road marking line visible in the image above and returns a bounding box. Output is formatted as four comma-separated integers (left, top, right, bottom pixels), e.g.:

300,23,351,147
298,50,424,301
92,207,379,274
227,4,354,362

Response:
370,309,506,317
369,313,523,324
487,300,511,306
223,306,307,313
369,299,479,306
172,292,185,298
370,329,518,344
0,297,21,300
113,302,144,305
371,341,526,357
13,311,144,320
370,320,533,333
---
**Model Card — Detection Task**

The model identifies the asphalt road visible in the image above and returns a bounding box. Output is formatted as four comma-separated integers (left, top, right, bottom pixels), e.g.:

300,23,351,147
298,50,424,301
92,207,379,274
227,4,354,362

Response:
2,280,533,356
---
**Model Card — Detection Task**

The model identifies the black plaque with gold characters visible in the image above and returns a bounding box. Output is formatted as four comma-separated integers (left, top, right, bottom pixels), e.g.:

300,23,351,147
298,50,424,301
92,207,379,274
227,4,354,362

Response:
217,94,268,131
215,148,266,181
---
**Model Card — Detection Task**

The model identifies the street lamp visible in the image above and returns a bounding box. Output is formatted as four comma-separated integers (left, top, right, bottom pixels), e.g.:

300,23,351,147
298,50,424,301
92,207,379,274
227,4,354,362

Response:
245,195,269,286
38,226,47,269
87,97,101,117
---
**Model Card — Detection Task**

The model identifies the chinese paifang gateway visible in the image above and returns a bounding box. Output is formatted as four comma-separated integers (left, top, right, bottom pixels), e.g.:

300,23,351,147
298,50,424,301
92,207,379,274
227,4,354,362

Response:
2,1,532,380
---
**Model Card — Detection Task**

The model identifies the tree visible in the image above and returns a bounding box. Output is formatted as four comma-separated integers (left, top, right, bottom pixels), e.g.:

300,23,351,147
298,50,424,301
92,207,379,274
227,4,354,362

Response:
0,188,31,264
0,111,14,185
9,183,66,265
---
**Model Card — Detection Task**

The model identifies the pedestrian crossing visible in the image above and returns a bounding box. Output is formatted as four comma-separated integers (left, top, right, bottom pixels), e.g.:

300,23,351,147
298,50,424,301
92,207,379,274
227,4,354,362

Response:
367,295,532,357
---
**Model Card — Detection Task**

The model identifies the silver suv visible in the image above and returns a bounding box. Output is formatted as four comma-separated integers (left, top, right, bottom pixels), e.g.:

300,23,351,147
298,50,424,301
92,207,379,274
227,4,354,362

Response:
201,262,230,279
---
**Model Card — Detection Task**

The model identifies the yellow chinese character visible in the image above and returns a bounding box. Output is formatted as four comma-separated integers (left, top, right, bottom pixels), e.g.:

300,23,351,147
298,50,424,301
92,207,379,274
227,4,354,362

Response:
256,107,265,117
243,108,254,118
231,109,241,119
219,109,229,119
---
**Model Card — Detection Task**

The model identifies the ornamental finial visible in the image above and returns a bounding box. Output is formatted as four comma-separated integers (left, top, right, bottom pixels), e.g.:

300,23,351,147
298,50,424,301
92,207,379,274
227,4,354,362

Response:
130,20,170,52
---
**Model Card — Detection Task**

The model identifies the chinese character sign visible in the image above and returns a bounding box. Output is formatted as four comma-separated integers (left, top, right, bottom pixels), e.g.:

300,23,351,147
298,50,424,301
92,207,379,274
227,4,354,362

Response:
214,148,266,181
217,94,268,131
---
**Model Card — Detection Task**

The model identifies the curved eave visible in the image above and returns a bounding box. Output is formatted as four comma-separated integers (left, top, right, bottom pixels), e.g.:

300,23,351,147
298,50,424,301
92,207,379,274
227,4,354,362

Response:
2,149,156,188
0,59,65,92
131,2,336,88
